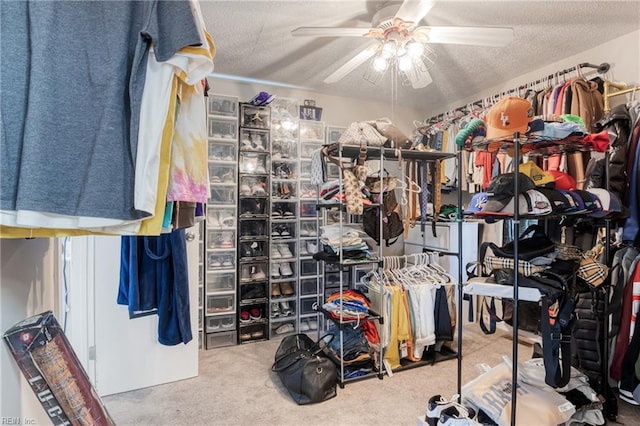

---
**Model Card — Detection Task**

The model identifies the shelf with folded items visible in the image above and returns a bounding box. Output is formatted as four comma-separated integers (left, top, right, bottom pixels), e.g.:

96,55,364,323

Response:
314,304,383,329
320,257,381,267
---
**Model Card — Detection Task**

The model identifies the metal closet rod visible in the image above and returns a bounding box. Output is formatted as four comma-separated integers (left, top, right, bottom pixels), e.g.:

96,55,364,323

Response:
425,62,611,125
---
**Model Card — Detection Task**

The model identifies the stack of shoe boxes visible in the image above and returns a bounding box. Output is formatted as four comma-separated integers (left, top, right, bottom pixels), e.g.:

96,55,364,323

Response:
269,99,300,338
237,103,272,344
204,93,240,349
297,119,327,334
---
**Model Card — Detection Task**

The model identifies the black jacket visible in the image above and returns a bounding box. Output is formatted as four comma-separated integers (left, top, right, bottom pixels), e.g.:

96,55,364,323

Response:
586,104,631,203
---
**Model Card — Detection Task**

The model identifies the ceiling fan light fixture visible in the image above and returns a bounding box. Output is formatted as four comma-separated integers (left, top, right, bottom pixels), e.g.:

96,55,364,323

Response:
381,40,397,58
372,55,389,73
405,40,425,58
397,55,413,72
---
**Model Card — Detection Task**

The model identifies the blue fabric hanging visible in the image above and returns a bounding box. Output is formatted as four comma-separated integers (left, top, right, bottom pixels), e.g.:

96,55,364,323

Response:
118,229,192,346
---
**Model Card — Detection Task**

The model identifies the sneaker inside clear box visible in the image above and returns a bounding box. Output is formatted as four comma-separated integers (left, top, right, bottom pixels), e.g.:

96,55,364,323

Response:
206,230,236,250
240,128,270,151
208,118,237,140
208,163,236,184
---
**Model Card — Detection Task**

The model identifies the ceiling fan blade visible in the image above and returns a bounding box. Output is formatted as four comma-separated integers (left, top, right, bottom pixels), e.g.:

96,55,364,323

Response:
394,0,435,25
324,44,379,84
421,26,514,47
291,27,371,37
410,69,433,89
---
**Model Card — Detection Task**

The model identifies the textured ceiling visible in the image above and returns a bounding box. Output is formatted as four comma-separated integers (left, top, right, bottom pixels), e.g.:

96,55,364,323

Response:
200,1,640,112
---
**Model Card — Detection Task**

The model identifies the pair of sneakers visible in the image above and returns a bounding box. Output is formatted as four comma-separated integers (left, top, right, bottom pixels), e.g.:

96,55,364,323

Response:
426,395,480,426
272,243,294,259
271,262,294,278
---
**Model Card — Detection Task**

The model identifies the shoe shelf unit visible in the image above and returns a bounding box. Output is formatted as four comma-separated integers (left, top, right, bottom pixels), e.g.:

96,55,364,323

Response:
268,99,302,338
298,119,328,336
237,103,272,344
204,92,240,350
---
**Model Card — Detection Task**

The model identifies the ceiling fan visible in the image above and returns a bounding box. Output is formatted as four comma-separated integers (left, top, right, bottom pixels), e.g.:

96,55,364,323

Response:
291,1,514,89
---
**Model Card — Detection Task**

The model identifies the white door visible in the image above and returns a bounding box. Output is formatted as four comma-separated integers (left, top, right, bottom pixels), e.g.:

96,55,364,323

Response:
92,227,200,396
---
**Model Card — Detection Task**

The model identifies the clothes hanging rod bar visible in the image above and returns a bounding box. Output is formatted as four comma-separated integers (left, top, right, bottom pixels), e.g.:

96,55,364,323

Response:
603,80,640,113
424,62,610,125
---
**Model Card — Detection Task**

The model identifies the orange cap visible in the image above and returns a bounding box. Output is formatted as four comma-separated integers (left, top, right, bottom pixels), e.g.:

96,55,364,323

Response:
486,97,535,140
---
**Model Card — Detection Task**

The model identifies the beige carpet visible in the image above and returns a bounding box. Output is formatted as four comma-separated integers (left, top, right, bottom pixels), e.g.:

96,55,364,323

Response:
103,325,640,425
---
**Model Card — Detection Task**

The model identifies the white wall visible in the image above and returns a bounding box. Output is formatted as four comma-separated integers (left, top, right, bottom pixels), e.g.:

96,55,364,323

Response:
208,77,429,140
428,29,640,118
0,238,60,424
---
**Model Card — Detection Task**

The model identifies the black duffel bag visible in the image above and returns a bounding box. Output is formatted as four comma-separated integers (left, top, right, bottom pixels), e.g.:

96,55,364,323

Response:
271,334,337,405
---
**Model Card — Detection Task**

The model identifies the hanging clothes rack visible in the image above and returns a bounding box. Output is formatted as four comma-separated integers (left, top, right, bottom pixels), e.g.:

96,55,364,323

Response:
604,80,640,113
423,62,611,126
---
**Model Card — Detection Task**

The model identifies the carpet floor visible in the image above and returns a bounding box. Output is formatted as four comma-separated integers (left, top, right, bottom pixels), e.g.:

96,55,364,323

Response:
103,325,640,425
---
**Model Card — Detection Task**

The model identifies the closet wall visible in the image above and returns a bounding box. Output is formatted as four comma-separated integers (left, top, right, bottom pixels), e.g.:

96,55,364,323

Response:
0,238,60,423
0,27,637,421
208,78,426,138
430,29,640,118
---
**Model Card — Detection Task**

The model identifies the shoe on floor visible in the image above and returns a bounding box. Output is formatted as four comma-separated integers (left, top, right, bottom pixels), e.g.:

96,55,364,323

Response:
619,387,640,405
437,406,479,426
426,394,459,426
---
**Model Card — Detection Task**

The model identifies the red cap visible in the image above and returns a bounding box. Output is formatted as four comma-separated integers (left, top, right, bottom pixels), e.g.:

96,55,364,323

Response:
548,170,577,190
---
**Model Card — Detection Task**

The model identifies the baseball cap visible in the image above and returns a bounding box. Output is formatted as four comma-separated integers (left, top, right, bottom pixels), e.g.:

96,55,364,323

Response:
557,189,584,214
481,172,536,213
464,192,488,214
570,189,601,213
486,97,535,140
519,161,555,187
532,121,587,140
547,170,577,190
476,189,553,217
587,188,623,218
536,188,573,214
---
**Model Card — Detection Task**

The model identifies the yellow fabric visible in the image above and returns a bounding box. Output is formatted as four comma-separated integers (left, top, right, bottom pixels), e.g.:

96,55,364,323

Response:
441,130,449,184
0,226,106,238
384,286,411,370
136,77,178,236
401,290,421,362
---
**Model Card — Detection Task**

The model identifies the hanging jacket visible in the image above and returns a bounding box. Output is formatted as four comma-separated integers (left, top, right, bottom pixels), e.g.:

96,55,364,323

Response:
586,104,631,203
570,78,604,132
623,118,640,244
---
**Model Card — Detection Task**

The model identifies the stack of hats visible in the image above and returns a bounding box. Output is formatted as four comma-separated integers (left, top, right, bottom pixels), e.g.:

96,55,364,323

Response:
470,96,591,153
472,167,624,219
